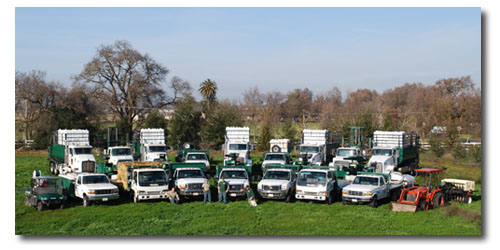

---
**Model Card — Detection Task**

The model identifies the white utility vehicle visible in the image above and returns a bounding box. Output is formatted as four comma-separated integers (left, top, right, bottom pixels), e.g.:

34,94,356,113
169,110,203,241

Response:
223,127,252,166
105,146,134,166
171,168,207,200
134,128,168,162
49,129,97,175
60,173,119,207
298,129,336,165
130,168,169,203
257,168,296,202
342,172,415,207
295,168,346,204
184,152,210,169
261,152,291,173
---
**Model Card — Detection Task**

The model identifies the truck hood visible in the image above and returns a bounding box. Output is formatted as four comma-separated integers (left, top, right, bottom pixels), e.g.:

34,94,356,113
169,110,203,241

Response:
109,155,134,165
84,183,117,190
225,179,248,186
177,178,205,185
73,155,96,162
262,160,286,165
296,185,326,192
343,184,378,193
259,179,290,186
185,160,209,165
368,155,391,164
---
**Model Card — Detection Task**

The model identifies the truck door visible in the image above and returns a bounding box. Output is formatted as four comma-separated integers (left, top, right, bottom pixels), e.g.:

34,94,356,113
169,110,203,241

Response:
75,176,82,197
132,172,137,189
380,177,388,198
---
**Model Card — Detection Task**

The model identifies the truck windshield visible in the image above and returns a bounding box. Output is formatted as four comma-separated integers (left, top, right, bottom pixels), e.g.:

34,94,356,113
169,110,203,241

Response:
178,170,205,179
187,154,207,160
111,148,131,156
74,148,92,155
297,171,326,186
353,176,379,186
82,175,109,184
149,146,166,152
372,149,392,156
300,146,319,153
263,171,290,180
221,170,248,179
139,171,167,186
337,149,356,157
264,154,285,161
229,144,247,150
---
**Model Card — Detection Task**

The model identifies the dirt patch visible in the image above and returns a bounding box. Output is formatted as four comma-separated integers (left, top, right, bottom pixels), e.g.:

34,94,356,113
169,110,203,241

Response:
15,149,48,156
443,204,481,226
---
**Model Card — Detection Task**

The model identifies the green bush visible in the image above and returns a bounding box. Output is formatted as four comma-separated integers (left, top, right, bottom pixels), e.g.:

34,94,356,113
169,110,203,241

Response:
468,144,482,162
429,133,444,157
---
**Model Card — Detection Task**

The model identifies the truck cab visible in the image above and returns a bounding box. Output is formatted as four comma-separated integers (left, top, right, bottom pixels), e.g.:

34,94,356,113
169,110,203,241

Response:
131,168,169,203
66,145,96,173
184,152,210,169
329,147,366,174
257,168,296,201
106,146,134,166
171,168,207,199
298,144,323,165
141,144,168,162
218,168,251,199
295,168,343,204
224,142,252,166
261,152,291,173
367,147,398,173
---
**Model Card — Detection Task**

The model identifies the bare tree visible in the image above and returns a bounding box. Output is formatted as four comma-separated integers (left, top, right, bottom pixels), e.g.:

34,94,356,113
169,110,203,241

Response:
74,40,176,134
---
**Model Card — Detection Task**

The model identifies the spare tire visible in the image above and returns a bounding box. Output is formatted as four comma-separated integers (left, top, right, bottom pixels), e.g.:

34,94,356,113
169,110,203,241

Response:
183,143,191,149
271,145,281,153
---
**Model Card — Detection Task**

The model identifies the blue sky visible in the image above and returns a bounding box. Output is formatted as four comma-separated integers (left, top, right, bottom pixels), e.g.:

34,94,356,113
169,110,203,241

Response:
15,7,481,100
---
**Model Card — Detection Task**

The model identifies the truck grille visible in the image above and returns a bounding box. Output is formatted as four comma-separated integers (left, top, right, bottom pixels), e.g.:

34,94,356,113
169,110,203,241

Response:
304,191,318,196
146,191,161,195
95,189,114,195
187,183,202,190
82,161,95,172
230,184,243,191
405,194,417,202
263,185,280,191
348,190,363,196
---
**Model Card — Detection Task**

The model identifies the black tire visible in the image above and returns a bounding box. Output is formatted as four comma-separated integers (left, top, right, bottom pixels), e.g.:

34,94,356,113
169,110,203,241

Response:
327,192,334,205
465,194,472,204
418,200,427,211
83,194,90,207
432,192,444,209
271,145,281,153
133,193,139,203
59,202,65,209
285,193,292,203
50,161,55,175
342,200,348,205
391,188,402,202
37,201,44,211
370,195,378,208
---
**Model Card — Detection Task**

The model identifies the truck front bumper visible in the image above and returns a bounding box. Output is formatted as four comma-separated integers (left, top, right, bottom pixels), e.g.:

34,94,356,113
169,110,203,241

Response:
227,191,246,198
342,195,373,204
258,190,288,199
88,194,120,201
295,193,326,201
179,189,204,197
137,194,169,201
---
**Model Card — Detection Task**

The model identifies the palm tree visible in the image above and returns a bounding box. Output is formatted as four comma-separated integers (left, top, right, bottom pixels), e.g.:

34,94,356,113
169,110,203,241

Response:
199,79,218,107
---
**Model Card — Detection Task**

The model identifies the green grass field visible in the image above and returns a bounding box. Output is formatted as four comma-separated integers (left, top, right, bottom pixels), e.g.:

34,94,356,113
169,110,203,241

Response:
15,151,481,235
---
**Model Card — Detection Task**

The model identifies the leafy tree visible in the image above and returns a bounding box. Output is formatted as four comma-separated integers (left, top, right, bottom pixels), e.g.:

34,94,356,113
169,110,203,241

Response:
468,145,482,162
381,113,396,131
428,132,445,157
200,101,242,149
199,79,218,107
167,95,201,149
281,122,298,148
143,110,168,130
257,119,273,151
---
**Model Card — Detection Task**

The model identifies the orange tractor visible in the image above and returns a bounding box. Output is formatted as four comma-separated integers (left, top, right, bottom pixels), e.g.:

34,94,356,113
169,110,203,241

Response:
390,168,445,212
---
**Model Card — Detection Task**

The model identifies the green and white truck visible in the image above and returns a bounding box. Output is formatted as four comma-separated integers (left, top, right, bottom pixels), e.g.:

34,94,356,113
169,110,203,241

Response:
223,127,252,167
169,163,208,200
216,165,252,199
175,144,211,171
297,129,337,166
59,172,119,207
48,129,96,175
366,131,420,174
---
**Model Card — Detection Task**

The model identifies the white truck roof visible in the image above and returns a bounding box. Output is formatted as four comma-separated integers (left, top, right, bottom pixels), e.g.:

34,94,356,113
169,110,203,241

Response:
302,129,328,145
57,129,90,146
225,127,250,143
373,131,408,148
140,128,165,144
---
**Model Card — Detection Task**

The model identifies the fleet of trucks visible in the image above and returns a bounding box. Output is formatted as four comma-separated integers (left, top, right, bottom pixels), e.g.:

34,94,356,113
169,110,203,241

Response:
48,129,96,175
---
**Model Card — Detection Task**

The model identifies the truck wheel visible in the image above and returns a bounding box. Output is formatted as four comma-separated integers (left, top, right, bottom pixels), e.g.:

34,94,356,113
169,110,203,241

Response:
342,200,348,205
271,145,281,153
432,192,444,209
133,194,139,203
59,202,65,209
327,192,334,205
285,193,293,203
37,201,44,211
50,162,55,174
83,195,90,207
465,194,472,204
370,195,378,208
391,188,402,201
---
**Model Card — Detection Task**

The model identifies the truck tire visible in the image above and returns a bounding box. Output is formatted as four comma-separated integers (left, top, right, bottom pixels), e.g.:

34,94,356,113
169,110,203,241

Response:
465,194,472,204
432,192,444,209
327,192,334,205
391,188,402,201
133,194,139,203
370,195,378,208
50,161,55,175
59,202,65,209
83,194,90,207
37,201,44,211
271,145,281,153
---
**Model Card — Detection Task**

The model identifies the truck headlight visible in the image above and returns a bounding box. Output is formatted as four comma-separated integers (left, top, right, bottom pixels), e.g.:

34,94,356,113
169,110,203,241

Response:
342,191,347,195
281,184,288,191
244,183,250,188
88,190,95,195
178,184,186,189
364,192,372,196
137,190,145,194
161,189,168,194
113,189,119,193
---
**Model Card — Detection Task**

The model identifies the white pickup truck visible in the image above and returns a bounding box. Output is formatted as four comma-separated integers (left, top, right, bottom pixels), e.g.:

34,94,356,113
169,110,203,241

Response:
60,173,119,207
218,168,251,199
261,152,291,173
105,146,134,166
257,168,296,202
171,168,207,200
341,173,415,207
184,152,211,170
295,168,347,204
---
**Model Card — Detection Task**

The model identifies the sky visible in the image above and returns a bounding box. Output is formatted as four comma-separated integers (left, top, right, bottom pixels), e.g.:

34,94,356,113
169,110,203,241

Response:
15,7,481,101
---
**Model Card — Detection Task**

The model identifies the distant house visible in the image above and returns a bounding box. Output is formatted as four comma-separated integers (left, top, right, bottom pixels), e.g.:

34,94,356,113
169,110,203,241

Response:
431,126,446,134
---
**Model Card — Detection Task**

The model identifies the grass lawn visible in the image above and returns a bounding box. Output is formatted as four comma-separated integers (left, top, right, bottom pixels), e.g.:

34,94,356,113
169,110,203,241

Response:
15,151,481,235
